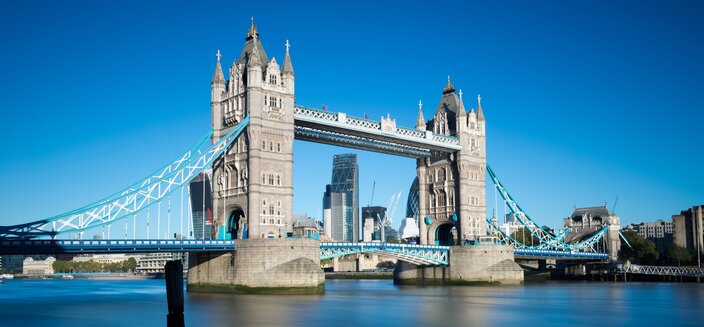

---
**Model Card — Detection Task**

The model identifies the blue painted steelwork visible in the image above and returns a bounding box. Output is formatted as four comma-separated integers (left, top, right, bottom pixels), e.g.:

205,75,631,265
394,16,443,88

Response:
514,248,608,260
320,242,450,266
1,238,608,263
0,239,236,255
486,165,609,251
0,117,250,239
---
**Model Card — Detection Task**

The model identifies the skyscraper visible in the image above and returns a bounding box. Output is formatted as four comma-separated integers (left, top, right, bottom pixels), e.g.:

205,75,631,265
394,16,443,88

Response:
190,172,213,240
322,154,359,242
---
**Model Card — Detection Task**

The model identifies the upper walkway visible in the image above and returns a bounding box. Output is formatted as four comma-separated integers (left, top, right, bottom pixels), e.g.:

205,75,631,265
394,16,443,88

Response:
293,105,462,158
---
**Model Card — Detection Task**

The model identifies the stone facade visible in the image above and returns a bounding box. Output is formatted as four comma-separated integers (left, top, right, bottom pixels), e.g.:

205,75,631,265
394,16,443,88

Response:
188,238,324,294
417,81,487,245
23,256,55,275
210,20,295,240
394,245,523,285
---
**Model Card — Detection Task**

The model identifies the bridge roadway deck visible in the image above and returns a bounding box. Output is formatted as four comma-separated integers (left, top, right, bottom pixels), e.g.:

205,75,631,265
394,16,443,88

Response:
0,239,608,261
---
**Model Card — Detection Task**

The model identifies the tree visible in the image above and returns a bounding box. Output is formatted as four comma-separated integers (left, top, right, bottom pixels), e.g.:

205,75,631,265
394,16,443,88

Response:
376,261,396,270
620,230,659,265
666,244,692,266
124,258,137,271
510,227,540,247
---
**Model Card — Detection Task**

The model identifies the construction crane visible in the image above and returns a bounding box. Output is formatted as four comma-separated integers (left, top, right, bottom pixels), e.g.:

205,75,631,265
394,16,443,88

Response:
611,195,619,215
375,192,401,241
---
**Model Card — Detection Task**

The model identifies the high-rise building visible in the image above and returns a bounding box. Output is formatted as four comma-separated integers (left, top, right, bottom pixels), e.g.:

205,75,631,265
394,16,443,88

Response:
362,206,387,241
322,154,359,242
190,172,213,240
672,205,704,257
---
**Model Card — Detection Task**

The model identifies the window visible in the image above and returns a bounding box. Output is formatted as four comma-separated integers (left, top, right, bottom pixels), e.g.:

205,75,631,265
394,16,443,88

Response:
278,98,282,108
262,174,266,184
269,141,273,151
438,168,446,182
277,142,281,152
276,175,281,186
269,205,275,215
262,140,266,149
268,174,274,185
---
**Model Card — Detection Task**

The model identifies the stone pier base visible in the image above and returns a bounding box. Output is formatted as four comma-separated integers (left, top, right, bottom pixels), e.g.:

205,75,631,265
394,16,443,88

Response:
394,245,523,285
187,238,325,294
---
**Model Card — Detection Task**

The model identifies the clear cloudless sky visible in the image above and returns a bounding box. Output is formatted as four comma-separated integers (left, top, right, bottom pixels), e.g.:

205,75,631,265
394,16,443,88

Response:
0,0,702,233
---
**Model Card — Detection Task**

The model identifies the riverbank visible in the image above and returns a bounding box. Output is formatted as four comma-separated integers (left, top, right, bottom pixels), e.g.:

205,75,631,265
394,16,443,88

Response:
11,273,149,280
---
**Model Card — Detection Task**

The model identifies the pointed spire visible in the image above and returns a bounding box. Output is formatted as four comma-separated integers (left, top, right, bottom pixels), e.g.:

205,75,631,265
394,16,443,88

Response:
282,39,294,75
247,39,261,68
247,16,258,39
457,88,467,116
476,94,485,120
443,75,455,94
416,100,426,130
211,50,225,84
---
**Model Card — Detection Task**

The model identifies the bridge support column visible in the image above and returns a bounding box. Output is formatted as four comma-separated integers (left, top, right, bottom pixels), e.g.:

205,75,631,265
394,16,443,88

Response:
394,245,523,285
187,238,324,294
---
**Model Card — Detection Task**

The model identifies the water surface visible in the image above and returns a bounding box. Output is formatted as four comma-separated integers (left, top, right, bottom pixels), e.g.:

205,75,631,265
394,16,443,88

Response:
1,279,702,326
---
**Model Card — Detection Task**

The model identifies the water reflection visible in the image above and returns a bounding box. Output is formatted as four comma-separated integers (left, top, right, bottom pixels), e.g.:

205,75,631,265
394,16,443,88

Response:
1,279,703,327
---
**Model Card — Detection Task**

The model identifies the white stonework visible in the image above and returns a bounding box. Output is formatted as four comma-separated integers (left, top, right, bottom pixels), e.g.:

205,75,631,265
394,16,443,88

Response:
210,21,295,240
417,81,487,245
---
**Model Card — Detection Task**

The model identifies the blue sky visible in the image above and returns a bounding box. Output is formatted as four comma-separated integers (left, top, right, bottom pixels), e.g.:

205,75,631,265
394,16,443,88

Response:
0,0,702,235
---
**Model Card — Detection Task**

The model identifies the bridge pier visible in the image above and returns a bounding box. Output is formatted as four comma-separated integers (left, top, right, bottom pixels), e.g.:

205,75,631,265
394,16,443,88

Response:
187,238,324,294
393,245,523,285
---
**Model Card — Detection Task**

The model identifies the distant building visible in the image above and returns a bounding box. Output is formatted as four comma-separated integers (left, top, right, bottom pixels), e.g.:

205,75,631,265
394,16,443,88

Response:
362,206,387,242
405,177,420,220
563,205,619,244
137,253,186,274
190,172,213,240
672,205,704,256
1,255,25,274
323,154,359,242
499,213,522,237
292,214,322,239
23,256,56,275
625,219,674,253
399,218,419,241
72,254,138,264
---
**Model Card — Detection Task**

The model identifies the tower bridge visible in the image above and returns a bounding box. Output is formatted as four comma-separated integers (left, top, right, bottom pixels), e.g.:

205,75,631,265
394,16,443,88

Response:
0,20,620,292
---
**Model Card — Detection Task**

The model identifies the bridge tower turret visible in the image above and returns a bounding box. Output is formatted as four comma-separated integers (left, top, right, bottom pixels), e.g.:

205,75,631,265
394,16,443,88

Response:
417,79,487,245
210,19,295,240
211,50,225,132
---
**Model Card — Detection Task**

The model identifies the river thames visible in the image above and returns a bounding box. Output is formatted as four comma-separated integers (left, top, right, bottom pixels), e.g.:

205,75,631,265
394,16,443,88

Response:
1,279,703,326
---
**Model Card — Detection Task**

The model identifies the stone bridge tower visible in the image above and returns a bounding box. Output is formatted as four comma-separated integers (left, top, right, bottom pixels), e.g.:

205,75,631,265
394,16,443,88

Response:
416,79,487,245
210,20,295,240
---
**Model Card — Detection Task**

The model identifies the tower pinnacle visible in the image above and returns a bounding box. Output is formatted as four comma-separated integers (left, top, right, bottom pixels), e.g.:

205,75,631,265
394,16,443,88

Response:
211,50,225,84
282,39,294,75
476,93,485,121
443,75,455,94
247,16,258,39
416,100,426,130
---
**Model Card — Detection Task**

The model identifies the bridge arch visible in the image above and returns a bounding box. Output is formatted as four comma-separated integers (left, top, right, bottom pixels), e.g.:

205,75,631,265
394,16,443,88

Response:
226,206,246,240
433,222,456,246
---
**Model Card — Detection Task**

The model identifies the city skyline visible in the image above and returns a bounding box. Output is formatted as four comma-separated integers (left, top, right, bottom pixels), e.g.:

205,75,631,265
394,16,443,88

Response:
0,1,702,234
